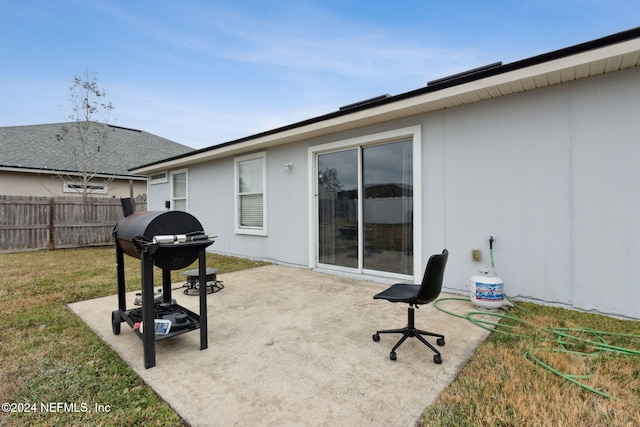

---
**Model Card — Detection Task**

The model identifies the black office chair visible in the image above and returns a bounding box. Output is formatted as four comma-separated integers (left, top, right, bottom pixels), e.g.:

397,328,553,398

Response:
372,249,449,363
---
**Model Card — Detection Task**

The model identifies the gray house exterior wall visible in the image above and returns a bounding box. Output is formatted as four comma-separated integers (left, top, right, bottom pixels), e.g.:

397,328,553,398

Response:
429,67,639,319
138,31,640,319
163,140,312,266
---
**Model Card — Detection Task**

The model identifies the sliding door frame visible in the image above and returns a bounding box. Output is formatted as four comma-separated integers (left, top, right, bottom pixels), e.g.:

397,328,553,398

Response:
308,125,422,282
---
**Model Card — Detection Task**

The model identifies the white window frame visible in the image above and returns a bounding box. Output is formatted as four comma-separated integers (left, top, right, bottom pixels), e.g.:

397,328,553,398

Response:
63,180,108,195
149,171,168,185
170,169,188,211
308,125,422,282
234,151,267,236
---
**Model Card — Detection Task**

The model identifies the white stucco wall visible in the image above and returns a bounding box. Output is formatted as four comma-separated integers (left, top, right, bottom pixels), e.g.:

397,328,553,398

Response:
0,170,146,199
181,142,310,266
426,67,640,319
150,66,640,319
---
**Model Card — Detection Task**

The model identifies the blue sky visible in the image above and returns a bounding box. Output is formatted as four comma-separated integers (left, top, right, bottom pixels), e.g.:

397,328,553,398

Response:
1,1,639,149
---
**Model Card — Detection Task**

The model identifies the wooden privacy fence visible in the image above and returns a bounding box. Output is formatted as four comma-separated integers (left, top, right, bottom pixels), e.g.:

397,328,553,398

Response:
0,195,147,252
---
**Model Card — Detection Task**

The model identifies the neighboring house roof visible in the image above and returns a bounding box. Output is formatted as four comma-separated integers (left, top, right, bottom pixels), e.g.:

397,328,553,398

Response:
0,122,194,178
131,26,640,174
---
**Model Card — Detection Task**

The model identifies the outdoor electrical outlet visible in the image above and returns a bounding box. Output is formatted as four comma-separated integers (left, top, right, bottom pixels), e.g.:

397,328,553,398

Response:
472,249,481,261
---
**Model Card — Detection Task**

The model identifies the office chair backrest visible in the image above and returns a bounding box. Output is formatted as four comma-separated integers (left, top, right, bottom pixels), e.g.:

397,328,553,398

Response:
416,249,449,305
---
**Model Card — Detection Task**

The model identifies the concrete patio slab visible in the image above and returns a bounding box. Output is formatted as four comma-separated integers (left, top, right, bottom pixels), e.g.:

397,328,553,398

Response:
69,264,491,427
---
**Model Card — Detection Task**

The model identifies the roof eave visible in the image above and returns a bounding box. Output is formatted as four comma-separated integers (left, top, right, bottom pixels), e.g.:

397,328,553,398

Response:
0,165,147,180
131,27,640,175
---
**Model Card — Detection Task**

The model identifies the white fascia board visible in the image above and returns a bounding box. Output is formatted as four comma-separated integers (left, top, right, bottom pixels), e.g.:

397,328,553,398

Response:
468,38,640,90
132,38,640,176
386,38,640,109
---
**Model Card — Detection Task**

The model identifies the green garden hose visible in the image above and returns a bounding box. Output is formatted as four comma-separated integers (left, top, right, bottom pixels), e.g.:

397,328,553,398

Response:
432,296,640,400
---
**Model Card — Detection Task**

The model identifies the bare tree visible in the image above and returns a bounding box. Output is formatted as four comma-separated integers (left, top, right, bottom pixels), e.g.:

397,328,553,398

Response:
56,71,115,200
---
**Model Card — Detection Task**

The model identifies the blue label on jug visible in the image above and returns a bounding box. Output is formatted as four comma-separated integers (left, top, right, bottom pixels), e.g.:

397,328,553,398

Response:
475,282,504,301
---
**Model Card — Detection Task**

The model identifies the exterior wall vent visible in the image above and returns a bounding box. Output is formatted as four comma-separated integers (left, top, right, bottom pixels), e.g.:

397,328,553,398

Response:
427,62,503,87
339,94,391,111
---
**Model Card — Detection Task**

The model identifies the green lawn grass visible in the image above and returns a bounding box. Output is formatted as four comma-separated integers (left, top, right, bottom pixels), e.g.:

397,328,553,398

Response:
421,300,640,426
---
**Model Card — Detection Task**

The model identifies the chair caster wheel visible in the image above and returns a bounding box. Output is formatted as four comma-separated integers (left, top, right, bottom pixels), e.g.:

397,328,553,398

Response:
111,310,121,335
437,337,445,346
390,351,397,361
434,354,442,364
372,333,380,342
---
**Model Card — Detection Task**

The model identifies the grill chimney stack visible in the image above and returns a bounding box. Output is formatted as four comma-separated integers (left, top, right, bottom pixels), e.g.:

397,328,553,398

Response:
121,198,134,217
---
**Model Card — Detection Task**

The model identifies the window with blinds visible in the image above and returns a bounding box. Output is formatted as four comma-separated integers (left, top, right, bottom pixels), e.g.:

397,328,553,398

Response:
235,152,267,235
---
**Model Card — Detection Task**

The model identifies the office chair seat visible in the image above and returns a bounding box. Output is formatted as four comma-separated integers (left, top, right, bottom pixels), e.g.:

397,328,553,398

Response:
373,284,422,303
372,249,448,363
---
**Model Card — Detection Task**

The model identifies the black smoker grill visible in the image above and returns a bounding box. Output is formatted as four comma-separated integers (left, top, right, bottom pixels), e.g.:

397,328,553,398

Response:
111,199,215,368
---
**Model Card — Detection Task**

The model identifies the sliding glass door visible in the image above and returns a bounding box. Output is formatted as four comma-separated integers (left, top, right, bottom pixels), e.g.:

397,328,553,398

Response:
363,141,413,275
317,140,413,276
318,149,358,268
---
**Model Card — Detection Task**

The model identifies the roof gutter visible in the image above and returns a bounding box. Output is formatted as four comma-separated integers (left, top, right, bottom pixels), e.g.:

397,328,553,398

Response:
0,164,147,180
131,26,640,175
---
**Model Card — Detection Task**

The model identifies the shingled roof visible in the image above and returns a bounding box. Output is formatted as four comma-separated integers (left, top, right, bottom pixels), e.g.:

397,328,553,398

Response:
0,122,194,177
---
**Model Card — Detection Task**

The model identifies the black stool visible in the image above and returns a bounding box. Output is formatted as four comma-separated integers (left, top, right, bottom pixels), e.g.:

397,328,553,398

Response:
182,268,224,295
